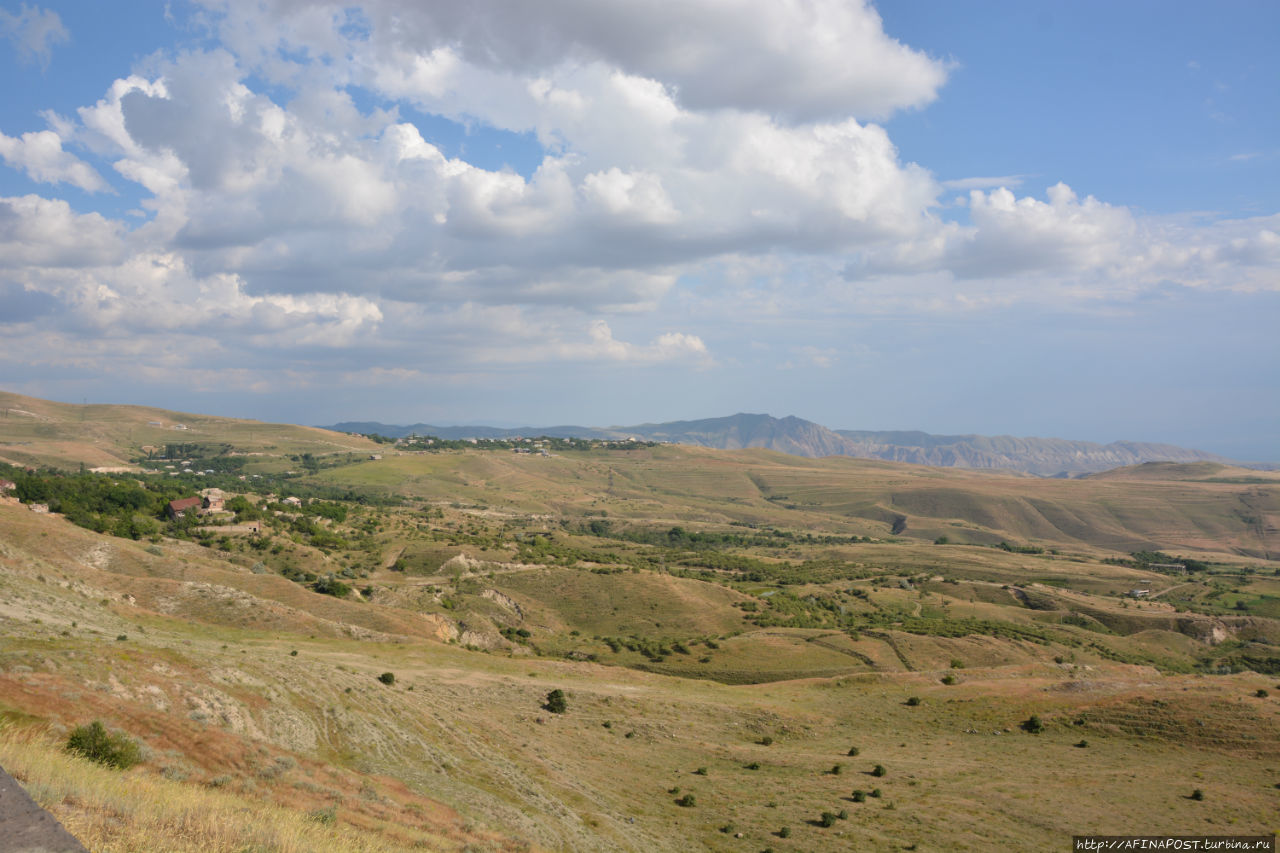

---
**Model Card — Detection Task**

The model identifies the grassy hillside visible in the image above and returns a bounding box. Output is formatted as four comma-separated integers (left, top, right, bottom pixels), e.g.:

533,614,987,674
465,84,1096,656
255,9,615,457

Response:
1,396,1278,850
0,390,378,471
3,503,1278,851
305,444,1278,561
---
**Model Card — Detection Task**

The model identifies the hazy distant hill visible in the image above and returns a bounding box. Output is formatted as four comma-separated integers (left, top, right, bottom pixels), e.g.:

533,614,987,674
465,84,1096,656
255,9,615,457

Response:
325,421,610,440
326,413,1234,476
830,429,1231,476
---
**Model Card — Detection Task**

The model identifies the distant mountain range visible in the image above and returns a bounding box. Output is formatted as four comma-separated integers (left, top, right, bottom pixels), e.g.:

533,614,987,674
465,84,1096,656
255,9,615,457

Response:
323,413,1240,477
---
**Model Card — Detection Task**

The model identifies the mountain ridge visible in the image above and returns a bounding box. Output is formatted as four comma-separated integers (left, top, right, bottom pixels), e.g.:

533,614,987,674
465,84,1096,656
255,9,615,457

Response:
323,412,1237,476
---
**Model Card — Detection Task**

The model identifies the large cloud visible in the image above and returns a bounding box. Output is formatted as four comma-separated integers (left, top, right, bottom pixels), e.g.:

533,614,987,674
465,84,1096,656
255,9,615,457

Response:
204,0,948,122
0,0,1276,406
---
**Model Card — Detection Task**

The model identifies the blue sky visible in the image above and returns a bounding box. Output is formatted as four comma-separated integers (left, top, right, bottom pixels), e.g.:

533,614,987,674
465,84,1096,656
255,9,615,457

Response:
1,0,1277,460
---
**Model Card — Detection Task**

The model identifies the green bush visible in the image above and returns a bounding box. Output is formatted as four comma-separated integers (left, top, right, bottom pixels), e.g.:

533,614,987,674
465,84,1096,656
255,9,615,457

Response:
378,672,396,685
871,764,887,777
544,688,568,714
905,696,921,706
819,811,838,827
675,793,696,807
1022,714,1044,733
66,721,141,769
852,789,866,803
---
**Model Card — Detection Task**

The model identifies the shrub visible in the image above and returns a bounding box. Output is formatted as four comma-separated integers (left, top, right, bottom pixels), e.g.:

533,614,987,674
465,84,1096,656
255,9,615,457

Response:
1075,739,1089,748
778,826,791,838
308,805,337,824
313,576,351,598
829,764,843,775
905,696,921,706
1255,689,1269,698
871,764,887,777
847,746,860,756
941,674,957,685
378,672,396,685
675,793,696,807
544,689,568,714
694,767,707,776
66,721,141,769
1190,789,1205,801
1022,714,1044,734
819,811,838,827
870,788,882,798
852,790,866,803
745,762,761,770
759,736,774,746
838,809,849,820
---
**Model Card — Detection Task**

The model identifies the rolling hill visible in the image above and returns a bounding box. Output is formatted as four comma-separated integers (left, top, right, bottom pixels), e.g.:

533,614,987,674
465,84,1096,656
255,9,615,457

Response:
325,412,1235,476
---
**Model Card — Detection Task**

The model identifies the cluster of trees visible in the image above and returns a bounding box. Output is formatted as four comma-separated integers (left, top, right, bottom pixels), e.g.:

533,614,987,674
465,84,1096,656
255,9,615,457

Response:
4,464,188,539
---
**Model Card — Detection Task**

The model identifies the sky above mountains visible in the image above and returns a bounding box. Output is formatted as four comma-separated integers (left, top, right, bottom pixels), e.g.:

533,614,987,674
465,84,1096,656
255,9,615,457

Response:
1,1,1276,460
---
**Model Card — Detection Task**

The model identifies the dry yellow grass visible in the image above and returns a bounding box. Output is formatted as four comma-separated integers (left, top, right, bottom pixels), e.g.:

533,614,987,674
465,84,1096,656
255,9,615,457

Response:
0,725,419,853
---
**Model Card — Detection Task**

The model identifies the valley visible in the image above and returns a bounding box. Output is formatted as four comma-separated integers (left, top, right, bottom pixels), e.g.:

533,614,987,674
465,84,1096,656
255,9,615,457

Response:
1,393,1278,851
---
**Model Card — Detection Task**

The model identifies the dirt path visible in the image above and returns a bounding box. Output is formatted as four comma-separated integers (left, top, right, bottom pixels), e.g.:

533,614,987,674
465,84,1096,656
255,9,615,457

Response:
1148,582,1195,600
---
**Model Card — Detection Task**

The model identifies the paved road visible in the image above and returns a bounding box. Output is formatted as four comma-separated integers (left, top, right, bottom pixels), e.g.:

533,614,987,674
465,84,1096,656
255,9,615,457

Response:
0,764,90,853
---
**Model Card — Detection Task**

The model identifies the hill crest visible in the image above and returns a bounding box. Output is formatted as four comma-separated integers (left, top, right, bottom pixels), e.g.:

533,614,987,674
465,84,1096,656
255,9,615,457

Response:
325,412,1233,476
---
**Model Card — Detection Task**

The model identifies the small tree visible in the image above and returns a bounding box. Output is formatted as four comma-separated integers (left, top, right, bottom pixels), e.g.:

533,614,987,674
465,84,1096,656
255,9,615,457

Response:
675,793,696,807
1022,714,1044,733
905,696,921,706
544,689,568,714
871,764,887,777
1190,788,1205,801
66,721,141,769
819,811,838,827
378,672,396,685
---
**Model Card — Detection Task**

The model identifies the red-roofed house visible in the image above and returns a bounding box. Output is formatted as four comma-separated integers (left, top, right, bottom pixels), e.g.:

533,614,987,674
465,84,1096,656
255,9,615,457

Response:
166,496,202,519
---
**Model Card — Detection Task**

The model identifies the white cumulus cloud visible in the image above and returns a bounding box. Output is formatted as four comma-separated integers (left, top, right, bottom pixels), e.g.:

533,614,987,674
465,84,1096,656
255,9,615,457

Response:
0,129,108,192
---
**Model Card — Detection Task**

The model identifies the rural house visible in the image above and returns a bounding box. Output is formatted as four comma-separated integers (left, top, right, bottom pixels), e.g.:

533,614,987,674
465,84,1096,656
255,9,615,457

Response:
166,497,202,519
